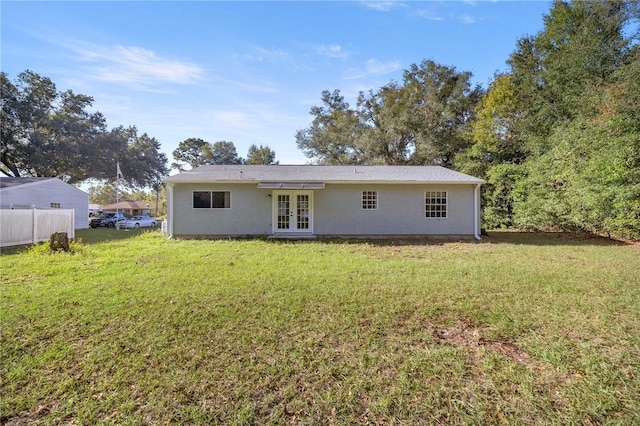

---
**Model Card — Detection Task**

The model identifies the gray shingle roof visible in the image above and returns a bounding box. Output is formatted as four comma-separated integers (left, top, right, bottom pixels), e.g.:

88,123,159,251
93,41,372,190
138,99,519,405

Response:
164,165,485,184
0,177,53,189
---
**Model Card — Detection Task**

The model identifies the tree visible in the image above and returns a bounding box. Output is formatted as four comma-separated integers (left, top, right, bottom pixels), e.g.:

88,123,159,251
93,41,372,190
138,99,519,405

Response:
1,70,169,188
296,60,481,166
171,138,213,171
402,60,483,167
90,125,169,189
245,144,278,165
481,0,640,239
1,70,107,183
507,0,635,153
210,140,243,165
87,182,127,206
172,138,243,169
296,90,365,164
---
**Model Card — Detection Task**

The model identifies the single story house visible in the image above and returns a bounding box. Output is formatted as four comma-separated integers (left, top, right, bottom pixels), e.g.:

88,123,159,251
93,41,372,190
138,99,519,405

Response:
0,177,89,229
101,201,151,217
164,165,485,239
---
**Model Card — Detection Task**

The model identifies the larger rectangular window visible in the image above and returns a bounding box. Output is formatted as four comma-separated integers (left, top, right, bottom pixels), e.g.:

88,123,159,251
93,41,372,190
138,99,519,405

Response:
193,191,230,209
425,191,447,218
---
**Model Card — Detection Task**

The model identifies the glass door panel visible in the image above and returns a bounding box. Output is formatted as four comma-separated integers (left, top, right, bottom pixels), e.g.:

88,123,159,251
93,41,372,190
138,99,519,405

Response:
296,194,309,230
277,194,290,229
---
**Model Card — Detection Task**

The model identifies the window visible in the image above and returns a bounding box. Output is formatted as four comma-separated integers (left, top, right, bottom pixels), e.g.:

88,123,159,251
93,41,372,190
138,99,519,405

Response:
425,191,447,218
50,203,62,209
362,191,377,210
211,191,230,208
193,191,230,209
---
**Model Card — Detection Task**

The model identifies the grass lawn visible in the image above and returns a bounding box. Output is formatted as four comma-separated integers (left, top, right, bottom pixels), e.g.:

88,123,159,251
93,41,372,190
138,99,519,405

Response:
1,230,639,424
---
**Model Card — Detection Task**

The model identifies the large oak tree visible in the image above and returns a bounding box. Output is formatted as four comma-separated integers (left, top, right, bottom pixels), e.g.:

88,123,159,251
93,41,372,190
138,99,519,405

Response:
1,70,169,188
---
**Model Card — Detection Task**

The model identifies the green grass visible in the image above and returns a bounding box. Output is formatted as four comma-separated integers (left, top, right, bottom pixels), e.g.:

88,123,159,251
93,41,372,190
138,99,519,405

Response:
1,230,639,424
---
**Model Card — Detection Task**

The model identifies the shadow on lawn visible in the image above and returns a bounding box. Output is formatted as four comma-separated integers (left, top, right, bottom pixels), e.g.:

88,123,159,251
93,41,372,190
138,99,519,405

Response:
75,227,160,245
479,230,632,247
309,230,632,248
0,227,161,255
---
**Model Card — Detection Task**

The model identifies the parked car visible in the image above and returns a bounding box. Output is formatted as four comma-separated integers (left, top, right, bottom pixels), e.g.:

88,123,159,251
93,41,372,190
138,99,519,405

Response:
119,215,157,229
89,212,127,228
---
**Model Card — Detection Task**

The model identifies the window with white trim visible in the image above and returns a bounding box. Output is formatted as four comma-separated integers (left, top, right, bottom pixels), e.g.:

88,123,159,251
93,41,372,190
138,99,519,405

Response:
50,203,62,209
193,191,230,209
362,191,377,210
425,191,447,218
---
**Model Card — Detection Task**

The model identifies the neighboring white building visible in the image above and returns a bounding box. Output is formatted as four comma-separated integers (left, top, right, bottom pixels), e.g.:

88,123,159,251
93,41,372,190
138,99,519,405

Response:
0,177,89,229
164,165,485,239
89,204,101,216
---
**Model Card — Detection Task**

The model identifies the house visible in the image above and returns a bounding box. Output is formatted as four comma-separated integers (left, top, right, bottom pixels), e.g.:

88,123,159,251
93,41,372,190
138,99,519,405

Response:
100,201,151,217
0,177,89,229
164,165,485,239
89,204,101,216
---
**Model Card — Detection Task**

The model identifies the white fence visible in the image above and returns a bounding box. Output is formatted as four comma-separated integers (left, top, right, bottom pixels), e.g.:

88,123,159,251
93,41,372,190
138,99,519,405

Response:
0,209,75,248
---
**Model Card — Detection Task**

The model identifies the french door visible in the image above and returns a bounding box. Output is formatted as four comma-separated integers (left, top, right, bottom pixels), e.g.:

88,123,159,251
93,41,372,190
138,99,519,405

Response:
273,191,313,233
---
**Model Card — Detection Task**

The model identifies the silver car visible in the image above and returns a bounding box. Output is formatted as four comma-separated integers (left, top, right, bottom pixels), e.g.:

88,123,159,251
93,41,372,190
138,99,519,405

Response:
120,215,157,229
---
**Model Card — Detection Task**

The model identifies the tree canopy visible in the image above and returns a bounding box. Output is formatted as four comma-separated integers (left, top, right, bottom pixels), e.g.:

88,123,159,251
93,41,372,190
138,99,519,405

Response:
297,60,482,167
1,70,169,188
465,0,640,239
245,144,278,165
172,139,277,169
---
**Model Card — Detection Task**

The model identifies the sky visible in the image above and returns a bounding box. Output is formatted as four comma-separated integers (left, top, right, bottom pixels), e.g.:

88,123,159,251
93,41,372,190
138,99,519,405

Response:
2,0,553,168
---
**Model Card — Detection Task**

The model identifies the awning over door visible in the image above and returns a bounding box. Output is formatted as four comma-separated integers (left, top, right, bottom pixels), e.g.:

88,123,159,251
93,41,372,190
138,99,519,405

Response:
257,182,325,189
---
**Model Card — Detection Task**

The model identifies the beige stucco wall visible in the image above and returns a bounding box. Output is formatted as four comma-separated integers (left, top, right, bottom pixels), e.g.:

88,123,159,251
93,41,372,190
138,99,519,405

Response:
314,184,476,236
169,182,478,237
171,183,272,236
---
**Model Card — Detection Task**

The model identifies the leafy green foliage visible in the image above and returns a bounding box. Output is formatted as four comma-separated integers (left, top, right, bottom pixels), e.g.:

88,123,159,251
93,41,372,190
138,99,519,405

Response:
455,0,640,240
1,71,169,188
245,144,278,165
297,60,482,166
172,139,250,170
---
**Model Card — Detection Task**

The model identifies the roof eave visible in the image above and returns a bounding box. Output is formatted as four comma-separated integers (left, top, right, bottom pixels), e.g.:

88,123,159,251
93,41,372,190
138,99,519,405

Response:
164,178,485,185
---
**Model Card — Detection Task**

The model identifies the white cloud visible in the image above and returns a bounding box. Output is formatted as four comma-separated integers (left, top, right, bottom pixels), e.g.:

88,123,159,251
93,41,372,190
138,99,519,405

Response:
458,14,477,24
78,45,204,88
343,58,401,81
316,44,350,59
366,58,400,75
241,46,289,62
360,1,405,12
415,9,445,21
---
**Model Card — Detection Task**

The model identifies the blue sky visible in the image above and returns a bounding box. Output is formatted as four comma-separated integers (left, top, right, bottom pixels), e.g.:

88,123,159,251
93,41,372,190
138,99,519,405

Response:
2,1,552,167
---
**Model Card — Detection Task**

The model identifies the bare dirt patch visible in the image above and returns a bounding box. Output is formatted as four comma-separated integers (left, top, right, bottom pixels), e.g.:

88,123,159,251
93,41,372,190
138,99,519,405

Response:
432,319,545,372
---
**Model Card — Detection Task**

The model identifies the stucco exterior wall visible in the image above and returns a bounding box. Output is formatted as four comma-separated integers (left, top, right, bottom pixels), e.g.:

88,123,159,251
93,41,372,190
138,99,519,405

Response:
170,182,478,237
171,183,272,236
314,184,476,236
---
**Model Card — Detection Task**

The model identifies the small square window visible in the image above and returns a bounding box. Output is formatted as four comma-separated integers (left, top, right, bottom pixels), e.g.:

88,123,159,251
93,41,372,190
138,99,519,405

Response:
50,203,62,209
362,191,377,210
425,191,447,218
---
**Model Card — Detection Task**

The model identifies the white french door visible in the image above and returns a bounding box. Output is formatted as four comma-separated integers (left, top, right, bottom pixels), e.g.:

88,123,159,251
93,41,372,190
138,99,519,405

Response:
273,191,313,233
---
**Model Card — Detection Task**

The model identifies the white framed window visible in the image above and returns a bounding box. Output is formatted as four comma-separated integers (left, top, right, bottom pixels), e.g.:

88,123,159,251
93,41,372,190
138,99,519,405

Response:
425,191,447,218
193,191,231,209
50,203,62,209
362,191,377,210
